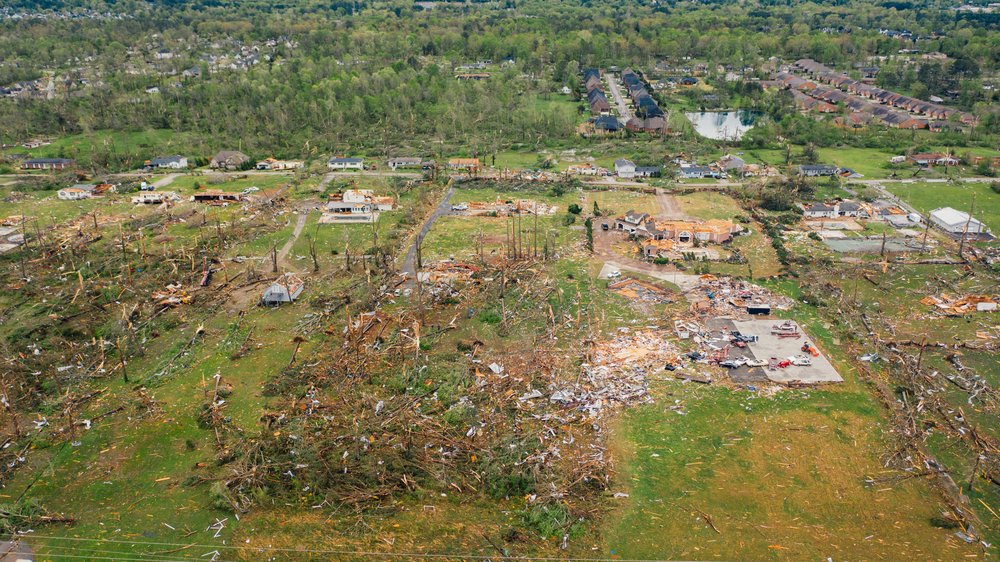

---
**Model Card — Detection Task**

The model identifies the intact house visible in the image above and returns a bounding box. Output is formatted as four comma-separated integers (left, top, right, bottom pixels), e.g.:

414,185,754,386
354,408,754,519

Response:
132,191,180,204
147,155,188,170
388,157,434,171
256,158,303,170
798,164,840,177
678,165,723,179
328,157,364,170
210,151,250,170
23,158,74,170
57,184,96,200
802,202,839,218
614,158,636,178
930,207,989,235
447,158,481,171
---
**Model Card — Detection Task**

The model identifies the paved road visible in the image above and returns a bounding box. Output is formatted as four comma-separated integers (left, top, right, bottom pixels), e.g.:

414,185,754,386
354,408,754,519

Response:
605,73,633,124
400,185,455,278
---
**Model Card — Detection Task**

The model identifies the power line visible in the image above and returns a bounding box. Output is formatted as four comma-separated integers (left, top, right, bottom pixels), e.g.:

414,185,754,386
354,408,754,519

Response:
16,534,660,562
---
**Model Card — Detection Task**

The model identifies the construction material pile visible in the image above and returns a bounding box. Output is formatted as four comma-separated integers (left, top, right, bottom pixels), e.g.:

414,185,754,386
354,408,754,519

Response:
518,328,677,418
689,274,794,316
921,294,998,315
608,277,673,303
151,284,193,307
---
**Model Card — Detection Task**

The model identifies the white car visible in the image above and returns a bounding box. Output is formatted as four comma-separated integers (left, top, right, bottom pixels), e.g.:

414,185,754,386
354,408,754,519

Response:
745,358,768,368
607,270,621,279
242,186,260,194
451,203,468,211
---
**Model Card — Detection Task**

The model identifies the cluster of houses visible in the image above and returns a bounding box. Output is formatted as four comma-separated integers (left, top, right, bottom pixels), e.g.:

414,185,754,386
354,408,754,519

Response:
801,199,921,228
774,59,976,131
675,155,777,180
583,68,611,116
620,69,667,134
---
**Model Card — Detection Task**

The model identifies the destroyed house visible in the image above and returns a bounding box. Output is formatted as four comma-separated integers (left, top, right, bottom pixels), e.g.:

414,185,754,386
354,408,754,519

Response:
798,165,839,177
261,273,303,306
191,190,243,203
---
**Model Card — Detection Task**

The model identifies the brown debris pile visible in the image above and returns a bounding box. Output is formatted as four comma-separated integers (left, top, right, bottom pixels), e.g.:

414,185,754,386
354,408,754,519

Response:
688,274,794,316
608,277,674,303
151,284,193,307
921,294,998,315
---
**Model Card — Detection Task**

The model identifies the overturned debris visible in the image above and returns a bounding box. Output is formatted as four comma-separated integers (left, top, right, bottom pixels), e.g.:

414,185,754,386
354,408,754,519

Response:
151,284,192,307
921,294,997,315
608,277,673,303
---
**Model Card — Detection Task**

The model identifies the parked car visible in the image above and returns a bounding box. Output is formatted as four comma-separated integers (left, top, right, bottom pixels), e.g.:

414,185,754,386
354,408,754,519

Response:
607,270,621,279
451,203,469,211
601,223,609,231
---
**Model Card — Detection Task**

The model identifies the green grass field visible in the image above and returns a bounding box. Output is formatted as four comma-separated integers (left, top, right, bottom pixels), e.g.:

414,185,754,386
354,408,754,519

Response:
887,181,1000,232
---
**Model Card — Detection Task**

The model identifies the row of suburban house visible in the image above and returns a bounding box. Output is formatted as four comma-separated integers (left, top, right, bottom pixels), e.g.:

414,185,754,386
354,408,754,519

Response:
583,68,611,116
619,69,667,134
790,59,976,125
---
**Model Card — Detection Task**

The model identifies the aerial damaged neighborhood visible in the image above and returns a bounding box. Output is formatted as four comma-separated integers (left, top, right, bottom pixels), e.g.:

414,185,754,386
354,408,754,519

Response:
0,1,998,560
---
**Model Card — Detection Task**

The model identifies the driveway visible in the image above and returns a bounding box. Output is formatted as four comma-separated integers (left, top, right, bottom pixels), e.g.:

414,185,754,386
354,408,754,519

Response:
400,185,455,277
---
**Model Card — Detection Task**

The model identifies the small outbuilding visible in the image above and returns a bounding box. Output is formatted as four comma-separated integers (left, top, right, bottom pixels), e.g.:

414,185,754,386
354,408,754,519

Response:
261,273,304,306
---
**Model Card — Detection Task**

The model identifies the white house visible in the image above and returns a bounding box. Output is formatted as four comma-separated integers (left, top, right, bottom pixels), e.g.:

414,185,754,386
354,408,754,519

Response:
930,207,988,235
388,157,431,170
614,158,636,178
328,157,364,170
802,203,839,218
678,166,722,179
57,185,94,200
149,155,188,169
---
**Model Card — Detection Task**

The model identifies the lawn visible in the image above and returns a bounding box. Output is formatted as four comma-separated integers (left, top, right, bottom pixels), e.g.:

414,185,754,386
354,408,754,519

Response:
17,129,211,170
887,181,1000,232
674,191,745,221
584,190,659,217
604,383,976,561
166,173,291,194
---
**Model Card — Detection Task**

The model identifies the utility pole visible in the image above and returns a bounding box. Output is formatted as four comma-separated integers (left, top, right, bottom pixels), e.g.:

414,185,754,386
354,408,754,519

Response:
957,193,976,259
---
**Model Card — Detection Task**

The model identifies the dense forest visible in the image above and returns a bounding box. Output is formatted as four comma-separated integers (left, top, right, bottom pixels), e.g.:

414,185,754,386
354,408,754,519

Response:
0,0,997,161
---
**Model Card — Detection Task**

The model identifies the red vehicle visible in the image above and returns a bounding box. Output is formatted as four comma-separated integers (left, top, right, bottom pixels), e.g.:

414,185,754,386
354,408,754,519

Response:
777,359,792,368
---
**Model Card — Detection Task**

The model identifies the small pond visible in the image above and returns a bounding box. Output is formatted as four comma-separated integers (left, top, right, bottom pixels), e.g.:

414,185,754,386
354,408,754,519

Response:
684,110,762,141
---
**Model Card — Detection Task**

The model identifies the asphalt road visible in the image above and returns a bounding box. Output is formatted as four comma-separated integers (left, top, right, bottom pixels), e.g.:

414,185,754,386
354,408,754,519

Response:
399,185,455,278
605,73,633,124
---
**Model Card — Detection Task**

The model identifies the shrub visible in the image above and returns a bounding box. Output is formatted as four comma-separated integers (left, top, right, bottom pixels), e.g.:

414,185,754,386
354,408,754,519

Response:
568,203,582,214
